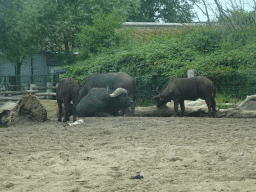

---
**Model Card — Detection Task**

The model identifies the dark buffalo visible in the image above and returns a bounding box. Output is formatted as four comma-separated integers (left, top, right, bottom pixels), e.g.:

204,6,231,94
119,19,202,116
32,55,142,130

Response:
153,76,216,117
56,77,79,122
79,72,136,116
76,87,133,117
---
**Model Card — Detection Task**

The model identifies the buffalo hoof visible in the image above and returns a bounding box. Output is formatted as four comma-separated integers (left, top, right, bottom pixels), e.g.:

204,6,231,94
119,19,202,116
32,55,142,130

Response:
58,118,62,122
63,117,70,122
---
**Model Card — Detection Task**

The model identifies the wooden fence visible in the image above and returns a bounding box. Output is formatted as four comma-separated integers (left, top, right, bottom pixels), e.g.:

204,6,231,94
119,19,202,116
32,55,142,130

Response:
0,82,57,101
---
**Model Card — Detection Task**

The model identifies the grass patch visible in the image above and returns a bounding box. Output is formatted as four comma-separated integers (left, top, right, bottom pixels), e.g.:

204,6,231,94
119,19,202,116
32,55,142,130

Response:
40,99,58,118
0,124,8,128
215,93,242,109
137,98,155,107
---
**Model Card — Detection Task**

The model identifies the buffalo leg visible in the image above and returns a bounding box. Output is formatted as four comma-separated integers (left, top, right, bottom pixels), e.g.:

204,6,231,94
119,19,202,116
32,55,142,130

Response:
118,109,126,116
72,103,77,122
205,97,212,117
68,103,73,117
211,98,216,117
126,101,136,117
173,100,179,117
63,99,70,122
57,99,63,122
122,107,132,116
179,99,185,117
131,101,135,116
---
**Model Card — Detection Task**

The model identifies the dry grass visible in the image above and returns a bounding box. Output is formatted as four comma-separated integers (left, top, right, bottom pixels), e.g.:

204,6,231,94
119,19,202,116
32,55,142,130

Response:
40,99,58,118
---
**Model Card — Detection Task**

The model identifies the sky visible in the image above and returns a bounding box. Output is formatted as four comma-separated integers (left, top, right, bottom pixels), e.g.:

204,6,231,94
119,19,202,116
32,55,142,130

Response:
193,0,255,21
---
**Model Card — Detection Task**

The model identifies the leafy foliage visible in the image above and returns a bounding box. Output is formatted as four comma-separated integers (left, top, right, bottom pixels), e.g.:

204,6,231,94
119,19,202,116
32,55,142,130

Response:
0,0,42,88
219,8,256,26
0,0,37,63
76,8,126,59
63,12,256,105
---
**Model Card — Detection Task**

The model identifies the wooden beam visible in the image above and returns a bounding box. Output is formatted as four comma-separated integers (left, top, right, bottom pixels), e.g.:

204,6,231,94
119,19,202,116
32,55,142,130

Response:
32,86,57,90
0,97,22,101
35,92,56,96
0,90,38,95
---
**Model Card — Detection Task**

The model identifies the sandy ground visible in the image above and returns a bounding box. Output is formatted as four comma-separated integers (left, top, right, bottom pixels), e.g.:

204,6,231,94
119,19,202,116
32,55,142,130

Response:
1,116,256,192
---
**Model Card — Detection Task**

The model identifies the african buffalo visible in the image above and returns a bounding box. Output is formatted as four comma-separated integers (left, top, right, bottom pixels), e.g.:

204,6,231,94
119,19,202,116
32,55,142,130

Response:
153,76,216,117
76,87,133,117
56,77,79,122
78,72,136,116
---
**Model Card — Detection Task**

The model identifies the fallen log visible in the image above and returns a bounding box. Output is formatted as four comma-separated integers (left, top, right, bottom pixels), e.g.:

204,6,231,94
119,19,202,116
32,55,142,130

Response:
236,95,256,109
134,95,256,118
134,100,211,117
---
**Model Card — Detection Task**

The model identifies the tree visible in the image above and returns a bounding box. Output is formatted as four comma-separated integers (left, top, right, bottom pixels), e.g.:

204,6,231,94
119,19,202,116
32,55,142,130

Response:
76,8,126,59
33,0,140,65
89,0,141,21
32,0,89,65
127,0,196,22
0,0,39,89
219,8,256,26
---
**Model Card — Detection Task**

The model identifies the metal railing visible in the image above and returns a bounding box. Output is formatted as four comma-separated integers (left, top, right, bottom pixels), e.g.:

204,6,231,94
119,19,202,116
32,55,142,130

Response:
0,74,60,91
135,71,256,106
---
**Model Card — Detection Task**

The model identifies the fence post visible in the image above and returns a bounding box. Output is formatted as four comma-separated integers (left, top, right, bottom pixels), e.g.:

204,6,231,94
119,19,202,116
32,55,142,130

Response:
232,71,236,96
30,75,33,84
53,74,59,85
46,82,53,99
30,84,37,92
21,84,29,91
5,76,7,90
187,69,195,78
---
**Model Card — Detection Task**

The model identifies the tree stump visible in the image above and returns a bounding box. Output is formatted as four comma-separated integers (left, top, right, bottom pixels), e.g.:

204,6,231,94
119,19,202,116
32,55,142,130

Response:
0,94,47,126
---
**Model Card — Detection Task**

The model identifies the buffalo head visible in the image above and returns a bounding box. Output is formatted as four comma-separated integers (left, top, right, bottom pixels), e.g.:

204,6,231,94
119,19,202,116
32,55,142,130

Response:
108,87,133,107
153,86,170,108
153,95,169,108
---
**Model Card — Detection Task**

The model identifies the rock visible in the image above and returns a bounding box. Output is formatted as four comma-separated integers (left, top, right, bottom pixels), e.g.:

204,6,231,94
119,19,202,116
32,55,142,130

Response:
130,174,144,179
236,101,256,110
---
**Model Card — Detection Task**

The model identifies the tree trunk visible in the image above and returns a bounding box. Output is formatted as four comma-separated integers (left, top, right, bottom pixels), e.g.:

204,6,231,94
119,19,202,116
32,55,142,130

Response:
30,55,34,84
64,34,71,65
16,62,22,91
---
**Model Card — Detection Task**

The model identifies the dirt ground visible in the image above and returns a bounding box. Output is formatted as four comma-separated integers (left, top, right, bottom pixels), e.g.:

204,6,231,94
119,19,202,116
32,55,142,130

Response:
1,115,256,192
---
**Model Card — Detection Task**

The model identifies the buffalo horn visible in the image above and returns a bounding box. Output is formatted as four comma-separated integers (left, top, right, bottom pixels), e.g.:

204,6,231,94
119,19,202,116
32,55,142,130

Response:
156,86,159,93
109,88,127,97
